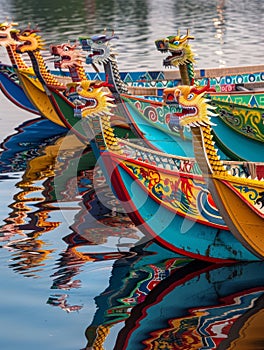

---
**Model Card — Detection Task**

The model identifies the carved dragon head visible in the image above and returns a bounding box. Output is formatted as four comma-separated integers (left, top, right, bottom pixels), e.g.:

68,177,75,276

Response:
14,26,45,53
155,29,195,67
0,21,19,46
163,83,217,127
79,29,119,68
49,42,86,69
65,80,115,118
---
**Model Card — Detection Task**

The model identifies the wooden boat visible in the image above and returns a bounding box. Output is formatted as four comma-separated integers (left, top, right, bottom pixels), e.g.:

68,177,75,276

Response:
164,84,264,258
0,22,70,127
0,62,40,115
68,85,262,261
44,34,264,166
120,93,264,161
0,21,42,115
155,31,264,142
114,260,264,350
79,32,264,162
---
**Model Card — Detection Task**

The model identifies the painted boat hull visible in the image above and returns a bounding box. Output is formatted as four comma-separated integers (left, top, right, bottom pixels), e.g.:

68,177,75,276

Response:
48,87,135,141
210,95,264,142
16,70,67,127
120,94,264,162
210,177,264,258
0,64,39,114
91,146,259,262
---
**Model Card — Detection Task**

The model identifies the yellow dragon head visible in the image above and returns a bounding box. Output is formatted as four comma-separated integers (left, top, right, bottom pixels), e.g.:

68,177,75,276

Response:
163,83,217,127
0,21,20,46
14,26,45,53
65,80,115,118
155,29,195,67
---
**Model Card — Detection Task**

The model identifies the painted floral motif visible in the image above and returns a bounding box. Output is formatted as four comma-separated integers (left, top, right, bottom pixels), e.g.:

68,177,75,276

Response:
233,183,264,217
124,161,226,227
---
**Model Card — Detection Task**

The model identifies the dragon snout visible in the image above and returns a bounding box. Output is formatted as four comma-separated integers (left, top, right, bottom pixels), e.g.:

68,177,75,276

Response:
155,40,168,51
163,88,180,104
50,45,58,55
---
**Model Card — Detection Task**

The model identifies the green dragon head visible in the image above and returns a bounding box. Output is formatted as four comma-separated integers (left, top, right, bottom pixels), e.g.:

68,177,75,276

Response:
155,29,196,67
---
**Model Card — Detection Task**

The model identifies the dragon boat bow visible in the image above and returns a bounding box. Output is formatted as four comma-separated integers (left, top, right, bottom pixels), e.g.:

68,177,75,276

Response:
76,85,262,262
165,83,264,258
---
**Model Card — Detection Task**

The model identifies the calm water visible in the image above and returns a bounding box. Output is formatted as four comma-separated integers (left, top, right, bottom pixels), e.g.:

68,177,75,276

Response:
0,1,264,349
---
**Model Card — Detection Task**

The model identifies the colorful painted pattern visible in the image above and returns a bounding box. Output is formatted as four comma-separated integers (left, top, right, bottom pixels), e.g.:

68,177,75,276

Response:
123,159,227,228
212,100,264,142
223,179,264,218
52,69,264,92
122,96,192,139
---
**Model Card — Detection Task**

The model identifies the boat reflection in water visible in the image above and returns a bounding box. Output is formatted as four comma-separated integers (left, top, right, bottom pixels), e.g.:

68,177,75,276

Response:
1,117,264,350
78,259,264,350
0,117,93,276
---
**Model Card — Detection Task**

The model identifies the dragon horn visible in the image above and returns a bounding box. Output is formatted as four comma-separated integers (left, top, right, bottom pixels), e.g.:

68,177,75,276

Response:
92,75,114,88
186,28,194,40
93,81,114,88
191,79,211,94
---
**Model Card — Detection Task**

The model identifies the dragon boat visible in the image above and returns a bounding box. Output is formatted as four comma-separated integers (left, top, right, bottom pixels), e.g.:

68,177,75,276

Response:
0,21,40,115
165,83,264,258
64,80,263,262
43,32,264,164
155,31,264,143
78,32,264,162
0,22,72,127
8,25,134,141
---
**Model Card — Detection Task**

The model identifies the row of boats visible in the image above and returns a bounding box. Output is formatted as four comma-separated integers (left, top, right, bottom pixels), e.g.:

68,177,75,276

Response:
0,21,264,263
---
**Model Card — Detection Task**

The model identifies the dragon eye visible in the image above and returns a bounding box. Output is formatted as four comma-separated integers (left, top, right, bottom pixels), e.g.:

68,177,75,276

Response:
187,93,194,100
0,26,7,30
64,46,69,51
173,41,179,45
